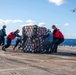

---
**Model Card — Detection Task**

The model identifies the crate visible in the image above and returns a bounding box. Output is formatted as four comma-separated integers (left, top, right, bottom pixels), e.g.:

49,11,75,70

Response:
22,25,47,53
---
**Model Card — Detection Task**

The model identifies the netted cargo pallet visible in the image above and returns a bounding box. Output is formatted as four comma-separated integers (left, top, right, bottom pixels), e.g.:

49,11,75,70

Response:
22,25,48,53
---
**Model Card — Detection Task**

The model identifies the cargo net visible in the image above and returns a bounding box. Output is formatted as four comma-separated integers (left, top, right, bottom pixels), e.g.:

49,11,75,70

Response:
22,25,47,53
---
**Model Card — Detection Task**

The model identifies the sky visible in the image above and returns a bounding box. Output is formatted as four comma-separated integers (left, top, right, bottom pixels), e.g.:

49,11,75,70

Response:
0,0,76,39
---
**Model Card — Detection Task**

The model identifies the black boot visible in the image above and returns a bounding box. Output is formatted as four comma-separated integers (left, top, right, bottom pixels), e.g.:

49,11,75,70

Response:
2,46,6,51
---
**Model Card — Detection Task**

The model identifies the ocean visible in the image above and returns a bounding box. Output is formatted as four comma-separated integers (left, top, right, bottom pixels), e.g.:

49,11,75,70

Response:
5,38,76,46
62,39,76,46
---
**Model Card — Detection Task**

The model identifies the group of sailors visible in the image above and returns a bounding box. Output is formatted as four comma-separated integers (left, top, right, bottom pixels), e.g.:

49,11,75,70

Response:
0,25,64,54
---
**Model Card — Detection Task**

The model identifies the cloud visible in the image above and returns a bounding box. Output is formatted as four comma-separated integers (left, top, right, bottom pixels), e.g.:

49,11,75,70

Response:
0,19,12,25
13,20,23,23
21,20,46,27
21,20,36,27
64,23,69,26
0,19,5,24
4,20,12,24
38,23,46,27
0,19,23,25
25,19,35,25
21,23,35,27
26,20,35,23
53,24,58,26
64,33,76,39
26,20,35,24
48,0,65,6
